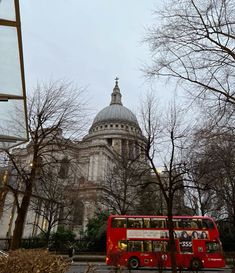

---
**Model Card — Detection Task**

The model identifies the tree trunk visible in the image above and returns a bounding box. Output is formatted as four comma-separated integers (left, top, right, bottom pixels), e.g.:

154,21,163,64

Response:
233,211,235,231
0,188,8,218
10,190,32,250
168,202,177,273
45,226,52,247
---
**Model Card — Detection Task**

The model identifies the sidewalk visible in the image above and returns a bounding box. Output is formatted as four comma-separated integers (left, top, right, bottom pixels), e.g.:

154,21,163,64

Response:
73,254,106,263
60,253,106,264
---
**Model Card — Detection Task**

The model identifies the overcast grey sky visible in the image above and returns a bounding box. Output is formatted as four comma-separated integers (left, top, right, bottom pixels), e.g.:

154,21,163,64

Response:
20,1,170,119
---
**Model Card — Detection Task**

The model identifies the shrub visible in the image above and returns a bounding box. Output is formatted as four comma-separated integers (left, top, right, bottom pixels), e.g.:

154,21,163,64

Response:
49,226,76,252
84,209,109,251
0,249,70,273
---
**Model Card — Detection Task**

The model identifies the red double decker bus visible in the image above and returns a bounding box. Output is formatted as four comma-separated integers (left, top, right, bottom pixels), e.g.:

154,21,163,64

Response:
106,215,225,270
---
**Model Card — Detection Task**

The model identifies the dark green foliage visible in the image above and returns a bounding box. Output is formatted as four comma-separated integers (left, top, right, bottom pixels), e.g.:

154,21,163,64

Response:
84,209,109,251
51,226,76,242
49,226,76,251
221,238,235,252
218,220,235,251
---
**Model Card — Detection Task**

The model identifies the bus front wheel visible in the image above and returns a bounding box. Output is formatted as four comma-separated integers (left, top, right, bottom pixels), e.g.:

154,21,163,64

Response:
128,257,140,269
190,258,202,270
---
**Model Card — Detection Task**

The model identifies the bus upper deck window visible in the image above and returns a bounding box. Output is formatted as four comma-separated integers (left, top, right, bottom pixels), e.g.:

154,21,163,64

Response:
177,219,199,229
191,220,199,229
112,218,126,228
143,218,150,228
173,220,179,228
128,218,143,228
202,219,214,229
178,220,190,228
151,219,165,228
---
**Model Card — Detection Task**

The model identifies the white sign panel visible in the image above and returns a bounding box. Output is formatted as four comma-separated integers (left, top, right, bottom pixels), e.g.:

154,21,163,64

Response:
127,230,168,239
126,229,209,240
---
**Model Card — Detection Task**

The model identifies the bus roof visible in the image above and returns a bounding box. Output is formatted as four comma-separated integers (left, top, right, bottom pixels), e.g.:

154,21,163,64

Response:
108,215,215,220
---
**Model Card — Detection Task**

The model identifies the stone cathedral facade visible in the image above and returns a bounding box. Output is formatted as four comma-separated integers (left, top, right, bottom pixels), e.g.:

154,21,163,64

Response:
69,79,146,233
0,79,188,240
0,80,148,238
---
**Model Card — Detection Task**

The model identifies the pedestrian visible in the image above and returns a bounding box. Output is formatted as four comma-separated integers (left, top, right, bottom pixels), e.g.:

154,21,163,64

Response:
68,246,75,263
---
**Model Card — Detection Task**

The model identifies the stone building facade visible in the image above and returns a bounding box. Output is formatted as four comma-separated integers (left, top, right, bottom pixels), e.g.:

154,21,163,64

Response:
0,79,188,240
68,79,147,231
0,80,147,238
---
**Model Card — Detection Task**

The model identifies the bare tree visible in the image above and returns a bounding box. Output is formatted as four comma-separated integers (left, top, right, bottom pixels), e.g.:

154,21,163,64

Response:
2,81,88,249
29,166,74,242
145,0,235,108
140,93,192,273
185,149,218,216
188,127,235,227
100,151,148,215
136,177,163,215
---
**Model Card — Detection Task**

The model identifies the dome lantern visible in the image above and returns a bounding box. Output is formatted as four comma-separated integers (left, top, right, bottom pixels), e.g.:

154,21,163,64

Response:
110,77,122,106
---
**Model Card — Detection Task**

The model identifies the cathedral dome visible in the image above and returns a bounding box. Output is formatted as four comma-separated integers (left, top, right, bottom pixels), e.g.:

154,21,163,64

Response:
91,79,139,128
93,104,138,127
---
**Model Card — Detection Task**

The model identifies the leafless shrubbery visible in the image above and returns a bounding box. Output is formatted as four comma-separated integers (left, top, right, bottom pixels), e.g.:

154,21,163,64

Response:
0,249,70,273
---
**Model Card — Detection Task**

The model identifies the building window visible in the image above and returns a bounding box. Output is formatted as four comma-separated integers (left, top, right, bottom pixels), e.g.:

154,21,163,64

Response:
129,141,134,159
122,139,127,155
58,157,69,179
107,138,113,146
73,201,84,225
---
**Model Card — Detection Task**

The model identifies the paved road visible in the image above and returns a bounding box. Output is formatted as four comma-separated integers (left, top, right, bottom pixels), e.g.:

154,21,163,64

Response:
67,263,233,273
